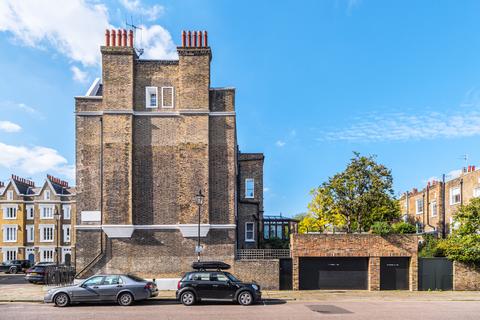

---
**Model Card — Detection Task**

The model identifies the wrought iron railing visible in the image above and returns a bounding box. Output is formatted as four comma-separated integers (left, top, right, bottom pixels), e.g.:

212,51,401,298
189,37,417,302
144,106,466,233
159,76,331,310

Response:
236,249,291,260
45,265,76,286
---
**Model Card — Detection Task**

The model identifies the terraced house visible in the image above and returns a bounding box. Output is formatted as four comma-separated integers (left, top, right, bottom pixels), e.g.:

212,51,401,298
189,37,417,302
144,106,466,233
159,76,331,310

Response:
0,175,75,264
74,29,264,278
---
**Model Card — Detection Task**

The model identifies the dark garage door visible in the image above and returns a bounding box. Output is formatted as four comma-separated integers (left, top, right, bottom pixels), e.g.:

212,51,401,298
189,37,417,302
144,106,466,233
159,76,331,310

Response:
299,257,368,290
380,257,409,290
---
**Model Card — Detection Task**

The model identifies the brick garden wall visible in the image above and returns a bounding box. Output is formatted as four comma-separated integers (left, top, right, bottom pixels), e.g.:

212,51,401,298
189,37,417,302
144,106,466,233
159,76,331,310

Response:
233,260,279,290
291,234,419,291
453,262,480,291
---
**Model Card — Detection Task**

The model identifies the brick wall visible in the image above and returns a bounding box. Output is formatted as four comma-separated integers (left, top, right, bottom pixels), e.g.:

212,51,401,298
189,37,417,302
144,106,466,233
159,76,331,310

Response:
233,260,279,290
291,234,418,291
453,261,480,290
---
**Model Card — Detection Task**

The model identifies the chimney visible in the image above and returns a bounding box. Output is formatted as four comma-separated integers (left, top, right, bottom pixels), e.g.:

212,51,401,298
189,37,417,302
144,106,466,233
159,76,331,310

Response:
187,31,192,47
473,165,476,171
111,30,116,46
198,31,203,47
204,31,208,47
193,31,198,47
129,30,134,47
117,29,122,46
181,30,209,48
182,30,186,47
105,30,110,46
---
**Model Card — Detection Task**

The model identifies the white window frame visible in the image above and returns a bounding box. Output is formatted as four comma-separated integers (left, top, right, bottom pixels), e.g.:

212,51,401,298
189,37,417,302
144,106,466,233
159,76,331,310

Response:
474,187,480,198
2,205,17,219
63,225,71,243
3,248,18,262
26,205,34,220
161,86,174,108
245,178,255,199
39,224,55,242
450,187,461,205
63,205,71,220
430,200,437,217
39,248,55,262
26,224,35,242
62,247,72,264
40,205,55,219
245,222,255,242
415,199,423,215
44,190,51,200
6,190,13,200
145,86,158,108
3,225,18,242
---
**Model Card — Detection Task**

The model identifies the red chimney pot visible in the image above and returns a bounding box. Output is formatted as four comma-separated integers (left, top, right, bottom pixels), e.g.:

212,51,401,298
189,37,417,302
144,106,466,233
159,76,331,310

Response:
122,29,127,47
203,31,208,47
105,30,110,46
193,31,198,47
117,29,122,47
111,30,116,46
182,30,186,47
129,30,134,47
198,31,203,47
187,31,192,47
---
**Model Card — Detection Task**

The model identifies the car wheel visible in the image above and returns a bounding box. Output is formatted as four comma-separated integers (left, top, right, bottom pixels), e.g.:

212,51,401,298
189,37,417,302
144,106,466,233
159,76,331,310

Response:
9,267,17,274
180,291,196,306
118,292,134,306
54,293,70,307
237,291,253,306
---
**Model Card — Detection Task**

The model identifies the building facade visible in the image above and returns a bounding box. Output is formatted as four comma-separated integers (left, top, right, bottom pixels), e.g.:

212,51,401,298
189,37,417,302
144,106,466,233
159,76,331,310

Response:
0,175,75,264
74,29,264,277
399,165,480,236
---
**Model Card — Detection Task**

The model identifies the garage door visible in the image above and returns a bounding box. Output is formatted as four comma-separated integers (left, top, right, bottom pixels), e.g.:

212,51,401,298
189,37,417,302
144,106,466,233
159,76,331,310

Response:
299,257,368,290
380,257,409,290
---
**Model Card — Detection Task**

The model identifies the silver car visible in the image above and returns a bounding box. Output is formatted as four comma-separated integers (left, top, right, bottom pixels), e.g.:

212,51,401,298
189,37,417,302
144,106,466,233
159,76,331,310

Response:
44,274,159,307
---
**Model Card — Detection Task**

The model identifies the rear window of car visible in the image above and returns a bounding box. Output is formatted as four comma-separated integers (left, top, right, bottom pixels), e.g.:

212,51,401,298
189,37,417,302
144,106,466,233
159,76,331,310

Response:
126,275,146,282
188,272,211,281
31,266,46,272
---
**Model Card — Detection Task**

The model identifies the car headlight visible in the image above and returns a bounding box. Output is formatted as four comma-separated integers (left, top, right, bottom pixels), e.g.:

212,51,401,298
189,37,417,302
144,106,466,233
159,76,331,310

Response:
251,284,259,291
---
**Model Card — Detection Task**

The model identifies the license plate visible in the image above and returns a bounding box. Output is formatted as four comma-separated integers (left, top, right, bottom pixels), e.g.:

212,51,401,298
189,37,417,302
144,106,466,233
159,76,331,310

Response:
30,273,37,275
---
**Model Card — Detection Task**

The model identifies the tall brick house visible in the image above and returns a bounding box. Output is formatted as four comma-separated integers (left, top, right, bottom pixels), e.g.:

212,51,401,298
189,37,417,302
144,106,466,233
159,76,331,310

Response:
74,29,264,277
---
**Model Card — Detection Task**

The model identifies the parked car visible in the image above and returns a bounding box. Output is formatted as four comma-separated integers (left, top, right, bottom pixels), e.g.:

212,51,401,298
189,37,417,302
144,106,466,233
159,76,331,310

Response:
44,274,159,307
176,261,261,306
0,260,32,274
25,263,56,284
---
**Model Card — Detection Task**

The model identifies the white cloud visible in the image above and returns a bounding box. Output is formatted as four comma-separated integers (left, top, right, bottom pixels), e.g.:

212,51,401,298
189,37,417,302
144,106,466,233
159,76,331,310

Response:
0,0,110,66
0,121,21,133
319,109,480,142
0,142,74,180
0,101,45,120
140,24,177,60
276,140,286,147
120,0,164,21
71,66,89,83
446,169,462,180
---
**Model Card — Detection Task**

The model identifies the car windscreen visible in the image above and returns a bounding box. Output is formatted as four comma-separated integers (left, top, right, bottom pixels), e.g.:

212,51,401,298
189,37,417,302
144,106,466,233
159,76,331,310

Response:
126,274,146,282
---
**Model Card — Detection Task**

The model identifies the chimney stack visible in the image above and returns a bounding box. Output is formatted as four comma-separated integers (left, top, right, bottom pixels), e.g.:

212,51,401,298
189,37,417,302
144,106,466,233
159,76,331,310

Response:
181,30,209,48
105,29,134,48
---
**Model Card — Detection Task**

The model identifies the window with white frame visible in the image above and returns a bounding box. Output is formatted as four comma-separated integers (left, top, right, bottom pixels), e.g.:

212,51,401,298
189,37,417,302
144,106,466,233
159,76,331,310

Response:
145,87,158,108
6,190,13,200
44,190,51,200
2,206,17,219
450,187,461,205
3,248,17,262
40,248,55,262
40,225,55,242
430,201,437,217
245,179,255,199
3,225,17,242
63,205,71,220
26,225,34,243
245,222,255,242
26,205,34,220
474,187,480,198
40,205,54,219
63,225,71,243
161,87,174,108
415,198,423,214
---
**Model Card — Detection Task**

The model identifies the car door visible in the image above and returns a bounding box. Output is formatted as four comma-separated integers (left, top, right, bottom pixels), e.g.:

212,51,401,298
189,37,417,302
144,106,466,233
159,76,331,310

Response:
96,275,123,301
209,272,237,300
72,276,104,302
189,272,212,299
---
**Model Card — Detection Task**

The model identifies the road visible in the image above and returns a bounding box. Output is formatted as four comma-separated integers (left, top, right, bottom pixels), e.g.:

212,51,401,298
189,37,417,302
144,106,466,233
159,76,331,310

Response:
1,299,479,320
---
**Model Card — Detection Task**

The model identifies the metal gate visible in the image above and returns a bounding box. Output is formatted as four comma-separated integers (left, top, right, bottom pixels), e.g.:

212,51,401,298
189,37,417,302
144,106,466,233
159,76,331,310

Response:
380,257,409,290
299,257,368,290
279,258,292,290
418,258,453,290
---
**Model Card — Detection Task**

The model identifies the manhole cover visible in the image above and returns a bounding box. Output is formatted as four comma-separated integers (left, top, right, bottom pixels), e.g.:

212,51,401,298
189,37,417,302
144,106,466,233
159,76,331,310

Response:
307,305,353,314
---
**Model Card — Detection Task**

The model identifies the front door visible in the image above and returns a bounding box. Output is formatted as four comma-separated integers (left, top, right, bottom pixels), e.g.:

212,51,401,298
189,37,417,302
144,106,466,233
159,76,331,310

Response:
209,272,236,300
73,276,104,302
28,254,35,265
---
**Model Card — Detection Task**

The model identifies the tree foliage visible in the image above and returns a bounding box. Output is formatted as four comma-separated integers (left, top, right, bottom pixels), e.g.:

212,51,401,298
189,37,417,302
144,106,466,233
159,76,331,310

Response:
370,221,392,236
307,152,400,233
419,234,445,258
392,221,417,234
297,213,323,234
438,198,480,263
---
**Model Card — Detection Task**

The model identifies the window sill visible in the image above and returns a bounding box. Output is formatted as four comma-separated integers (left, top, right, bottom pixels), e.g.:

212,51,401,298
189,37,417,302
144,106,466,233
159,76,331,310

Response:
3,217,17,220
3,240,17,243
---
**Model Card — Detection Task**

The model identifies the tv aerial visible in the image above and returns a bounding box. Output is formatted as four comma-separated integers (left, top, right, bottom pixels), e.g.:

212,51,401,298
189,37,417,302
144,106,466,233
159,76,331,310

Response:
126,16,144,57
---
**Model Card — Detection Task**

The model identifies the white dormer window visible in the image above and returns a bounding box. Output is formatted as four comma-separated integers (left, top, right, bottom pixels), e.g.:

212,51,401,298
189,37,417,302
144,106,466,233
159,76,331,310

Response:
44,190,51,200
245,179,255,199
6,190,13,201
162,87,174,108
146,87,158,108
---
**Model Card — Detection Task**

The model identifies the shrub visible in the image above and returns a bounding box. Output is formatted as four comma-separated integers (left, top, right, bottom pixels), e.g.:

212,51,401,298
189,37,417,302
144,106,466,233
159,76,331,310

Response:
392,221,416,234
419,234,445,258
370,221,392,236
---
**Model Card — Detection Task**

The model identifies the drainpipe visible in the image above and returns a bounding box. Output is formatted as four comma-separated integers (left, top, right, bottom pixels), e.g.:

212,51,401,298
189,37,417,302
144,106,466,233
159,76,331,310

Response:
425,183,435,233
441,174,446,238
460,178,464,206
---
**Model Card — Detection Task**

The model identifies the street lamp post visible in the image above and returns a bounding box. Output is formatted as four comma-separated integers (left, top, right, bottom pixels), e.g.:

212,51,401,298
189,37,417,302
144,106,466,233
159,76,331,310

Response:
195,190,205,262
54,208,62,266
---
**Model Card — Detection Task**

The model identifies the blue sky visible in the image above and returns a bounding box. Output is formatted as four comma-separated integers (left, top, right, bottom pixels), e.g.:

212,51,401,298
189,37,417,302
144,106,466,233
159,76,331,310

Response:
1,0,480,217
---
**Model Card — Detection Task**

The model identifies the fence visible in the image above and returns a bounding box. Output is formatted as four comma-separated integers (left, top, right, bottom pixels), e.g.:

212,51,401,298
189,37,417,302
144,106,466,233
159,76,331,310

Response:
236,249,291,260
45,265,76,286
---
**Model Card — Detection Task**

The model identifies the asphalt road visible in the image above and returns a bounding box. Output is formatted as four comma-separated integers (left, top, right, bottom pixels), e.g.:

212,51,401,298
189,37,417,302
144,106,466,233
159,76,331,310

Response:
0,274,28,285
0,299,479,320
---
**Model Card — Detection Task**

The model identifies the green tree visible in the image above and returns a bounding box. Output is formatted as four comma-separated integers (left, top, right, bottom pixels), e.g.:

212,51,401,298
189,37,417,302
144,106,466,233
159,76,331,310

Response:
438,198,480,263
308,152,400,233
392,221,417,234
297,213,322,234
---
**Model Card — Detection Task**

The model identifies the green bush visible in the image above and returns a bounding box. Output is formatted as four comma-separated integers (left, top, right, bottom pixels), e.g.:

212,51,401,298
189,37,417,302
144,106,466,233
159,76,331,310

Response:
419,234,445,258
370,221,392,236
392,221,416,234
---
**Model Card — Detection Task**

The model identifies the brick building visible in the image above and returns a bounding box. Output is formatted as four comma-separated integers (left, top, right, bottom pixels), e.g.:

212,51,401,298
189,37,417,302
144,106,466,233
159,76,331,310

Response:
74,29,264,277
399,165,480,236
0,175,75,264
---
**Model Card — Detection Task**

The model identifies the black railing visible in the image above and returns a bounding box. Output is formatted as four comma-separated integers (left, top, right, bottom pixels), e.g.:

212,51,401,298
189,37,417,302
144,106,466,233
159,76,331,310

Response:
45,265,76,286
